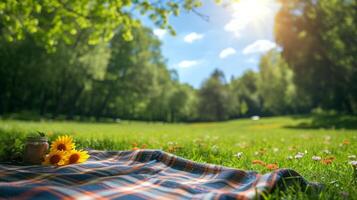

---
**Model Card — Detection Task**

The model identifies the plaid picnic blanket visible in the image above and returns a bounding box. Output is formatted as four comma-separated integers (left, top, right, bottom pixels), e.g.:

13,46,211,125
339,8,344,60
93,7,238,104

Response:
0,150,317,200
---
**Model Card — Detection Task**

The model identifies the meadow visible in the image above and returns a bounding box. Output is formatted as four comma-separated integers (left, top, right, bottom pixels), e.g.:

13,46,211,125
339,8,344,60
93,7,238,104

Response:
0,115,356,199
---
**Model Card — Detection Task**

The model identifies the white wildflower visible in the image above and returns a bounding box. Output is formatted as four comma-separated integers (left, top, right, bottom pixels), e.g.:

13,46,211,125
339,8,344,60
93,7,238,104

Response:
323,149,331,154
348,155,356,160
234,152,243,159
349,161,357,167
312,156,322,161
287,156,293,160
295,152,304,159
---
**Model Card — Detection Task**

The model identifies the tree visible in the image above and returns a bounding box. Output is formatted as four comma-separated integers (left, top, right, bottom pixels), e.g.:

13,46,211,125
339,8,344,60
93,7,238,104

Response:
0,36,110,117
257,49,301,115
275,0,357,113
0,0,207,50
230,71,261,117
168,83,198,122
198,69,230,121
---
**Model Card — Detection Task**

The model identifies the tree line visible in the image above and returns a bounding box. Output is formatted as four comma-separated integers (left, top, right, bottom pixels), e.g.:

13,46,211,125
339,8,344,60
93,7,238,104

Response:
0,0,356,122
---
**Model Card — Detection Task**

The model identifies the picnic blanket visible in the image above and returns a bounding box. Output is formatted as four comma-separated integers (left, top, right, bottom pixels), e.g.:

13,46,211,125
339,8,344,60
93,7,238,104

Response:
0,150,318,200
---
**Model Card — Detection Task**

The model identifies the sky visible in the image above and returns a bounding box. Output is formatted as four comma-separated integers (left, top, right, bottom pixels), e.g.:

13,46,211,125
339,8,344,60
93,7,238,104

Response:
140,0,280,88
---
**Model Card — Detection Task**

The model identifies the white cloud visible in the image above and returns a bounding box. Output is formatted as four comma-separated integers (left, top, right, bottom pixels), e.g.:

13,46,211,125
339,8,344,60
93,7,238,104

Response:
224,19,249,38
178,60,200,68
153,29,166,39
184,32,204,43
243,40,276,55
219,48,237,59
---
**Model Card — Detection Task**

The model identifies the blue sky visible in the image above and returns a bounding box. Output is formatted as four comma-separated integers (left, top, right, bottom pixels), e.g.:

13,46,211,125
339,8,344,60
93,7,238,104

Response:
140,0,280,88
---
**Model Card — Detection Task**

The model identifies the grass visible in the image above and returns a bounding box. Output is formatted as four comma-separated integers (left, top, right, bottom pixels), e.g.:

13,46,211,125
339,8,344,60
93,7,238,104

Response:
0,115,356,199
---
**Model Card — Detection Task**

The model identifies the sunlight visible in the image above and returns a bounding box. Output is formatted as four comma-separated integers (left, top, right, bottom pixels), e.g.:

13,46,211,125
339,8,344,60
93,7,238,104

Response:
225,0,275,37
232,0,272,21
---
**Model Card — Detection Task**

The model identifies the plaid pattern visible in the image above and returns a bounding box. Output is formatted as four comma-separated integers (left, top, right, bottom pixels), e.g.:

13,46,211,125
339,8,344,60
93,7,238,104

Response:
0,150,315,200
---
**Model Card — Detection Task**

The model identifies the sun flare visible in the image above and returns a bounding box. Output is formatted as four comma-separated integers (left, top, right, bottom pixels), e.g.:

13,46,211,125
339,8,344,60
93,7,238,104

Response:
232,0,272,21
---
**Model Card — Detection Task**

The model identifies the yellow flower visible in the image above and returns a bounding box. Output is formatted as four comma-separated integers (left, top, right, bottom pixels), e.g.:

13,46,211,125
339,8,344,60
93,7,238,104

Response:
50,135,75,152
65,150,89,165
42,151,66,166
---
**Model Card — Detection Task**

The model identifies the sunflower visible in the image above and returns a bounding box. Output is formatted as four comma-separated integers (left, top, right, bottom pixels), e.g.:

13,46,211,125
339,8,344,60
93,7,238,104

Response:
65,150,90,165
50,135,75,152
42,151,66,166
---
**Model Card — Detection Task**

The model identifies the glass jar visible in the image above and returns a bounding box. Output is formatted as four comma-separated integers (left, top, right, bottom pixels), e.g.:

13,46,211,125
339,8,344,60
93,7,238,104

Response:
23,136,49,165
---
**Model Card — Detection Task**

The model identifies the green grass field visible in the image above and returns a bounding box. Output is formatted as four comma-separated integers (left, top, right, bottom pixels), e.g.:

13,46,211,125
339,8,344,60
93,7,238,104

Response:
0,116,356,199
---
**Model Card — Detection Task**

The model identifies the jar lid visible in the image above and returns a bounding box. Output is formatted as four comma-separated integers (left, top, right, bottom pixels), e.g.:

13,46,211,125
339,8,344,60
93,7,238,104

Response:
26,136,48,142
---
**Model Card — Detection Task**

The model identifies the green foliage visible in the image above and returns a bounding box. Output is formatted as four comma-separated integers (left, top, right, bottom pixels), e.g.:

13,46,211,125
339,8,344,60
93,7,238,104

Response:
257,50,300,114
0,117,356,199
0,0,204,51
275,0,357,113
198,69,231,121
1,0,356,122
230,70,261,117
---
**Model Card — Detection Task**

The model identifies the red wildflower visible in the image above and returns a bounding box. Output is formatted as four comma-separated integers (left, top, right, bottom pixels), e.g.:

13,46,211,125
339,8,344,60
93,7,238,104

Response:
266,163,279,170
252,160,266,166
321,159,333,165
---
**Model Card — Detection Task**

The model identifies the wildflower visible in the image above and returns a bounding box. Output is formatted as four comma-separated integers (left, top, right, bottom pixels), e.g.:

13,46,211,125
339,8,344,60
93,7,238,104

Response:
312,156,321,161
348,155,356,160
321,159,333,165
252,160,266,166
141,144,147,149
287,156,293,160
42,151,66,166
273,148,279,153
50,135,75,152
234,152,243,159
343,139,350,145
349,161,357,167
132,147,140,150
322,149,331,154
266,163,278,170
294,152,304,159
319,156,335,165
65,150,89,165
325,156,336,161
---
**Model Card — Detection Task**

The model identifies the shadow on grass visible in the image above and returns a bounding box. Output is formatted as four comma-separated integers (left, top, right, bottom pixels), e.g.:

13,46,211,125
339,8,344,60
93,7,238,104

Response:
285,114,357,130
